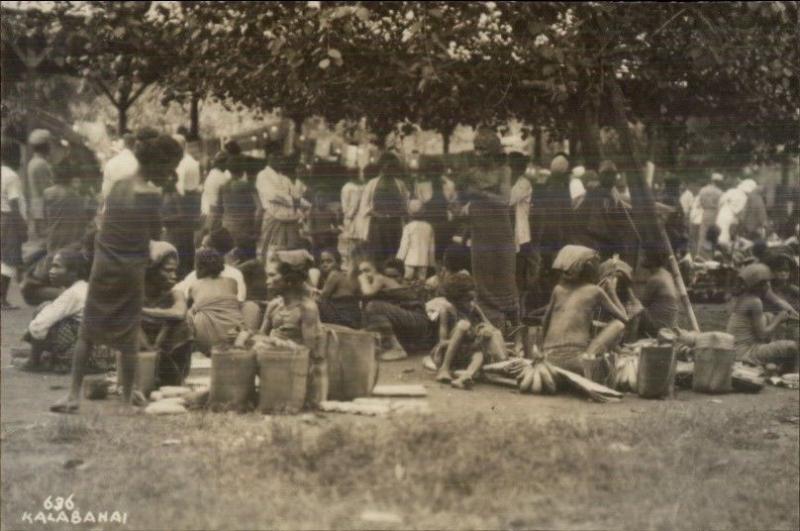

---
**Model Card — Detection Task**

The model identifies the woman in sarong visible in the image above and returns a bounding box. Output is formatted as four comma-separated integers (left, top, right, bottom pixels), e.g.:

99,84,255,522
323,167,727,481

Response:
22,247,90,373
52,130,181,413
357,257,433,361
364,153,409,266
1,140,26,310
186,248,244,355
140,241,192,386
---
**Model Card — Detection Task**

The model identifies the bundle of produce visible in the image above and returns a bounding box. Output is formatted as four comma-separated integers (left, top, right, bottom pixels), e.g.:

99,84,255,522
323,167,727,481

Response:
517,362,558,395
610,355,639,393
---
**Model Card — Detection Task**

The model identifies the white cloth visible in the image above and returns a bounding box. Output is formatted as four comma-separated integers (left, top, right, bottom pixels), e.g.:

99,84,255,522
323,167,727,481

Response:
175,153,201,195
101,148,138,198
255,166,302,221
716,187,749,245
680,190,694,217
201,168,231,216
354,176,379,241
689,195,703,226
1,165,26,218
28,280,88,340
340,181,363,240
509,176,532,250
397,220,435,268
176,265,246,303
569,177,586,202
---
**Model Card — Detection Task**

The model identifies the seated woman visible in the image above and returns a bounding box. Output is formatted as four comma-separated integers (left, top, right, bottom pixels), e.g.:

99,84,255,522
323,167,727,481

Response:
259,254,322,352
357,256,433,361
317,248,361,329
140,241,191,386
542,245,629,373
186,248,244,355
22,247,90,372
433,272,507,389
726,263,799,374
598,256,644,342
21,230,95,307
632,251,679,338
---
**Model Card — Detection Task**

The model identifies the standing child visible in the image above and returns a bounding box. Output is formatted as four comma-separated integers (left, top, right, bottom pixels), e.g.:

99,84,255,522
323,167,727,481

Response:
396,199,435,282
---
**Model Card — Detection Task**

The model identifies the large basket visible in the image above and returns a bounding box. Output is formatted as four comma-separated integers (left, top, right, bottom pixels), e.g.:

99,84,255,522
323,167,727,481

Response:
209,346,257,411
693,332,736,394
637,346,676,399
323,324,380,401
255,344,310,414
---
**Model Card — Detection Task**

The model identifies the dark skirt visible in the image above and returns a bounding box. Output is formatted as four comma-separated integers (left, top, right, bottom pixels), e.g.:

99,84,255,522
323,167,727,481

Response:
1,211,26,268
363,300,433,353
319,297,362,329
367,216,403,265
81,240,147,349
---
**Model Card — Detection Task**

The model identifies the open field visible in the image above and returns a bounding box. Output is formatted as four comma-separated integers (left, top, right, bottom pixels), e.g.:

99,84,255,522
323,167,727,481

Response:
2,286,798,530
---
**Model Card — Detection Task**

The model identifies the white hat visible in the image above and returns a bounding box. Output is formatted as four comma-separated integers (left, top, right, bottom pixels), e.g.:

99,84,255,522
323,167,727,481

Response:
711,172,724,182
571,165,586,179
28,129,51,146
408,199,423,216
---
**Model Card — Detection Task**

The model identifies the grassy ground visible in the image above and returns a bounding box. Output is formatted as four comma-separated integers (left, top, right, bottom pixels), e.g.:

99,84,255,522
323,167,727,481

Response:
2,286,798,530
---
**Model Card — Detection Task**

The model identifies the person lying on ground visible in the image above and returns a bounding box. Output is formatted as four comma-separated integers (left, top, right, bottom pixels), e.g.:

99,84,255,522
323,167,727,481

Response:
186,248,244,355
139,241,192,386
358,256,433,361
22,247,89,372
433,272,507,390
726,263,799,374
317,248,361,329
542,245,629,373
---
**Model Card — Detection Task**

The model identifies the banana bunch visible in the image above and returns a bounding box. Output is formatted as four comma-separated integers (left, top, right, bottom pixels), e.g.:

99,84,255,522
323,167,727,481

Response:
611,356,639,393
517,361,558,394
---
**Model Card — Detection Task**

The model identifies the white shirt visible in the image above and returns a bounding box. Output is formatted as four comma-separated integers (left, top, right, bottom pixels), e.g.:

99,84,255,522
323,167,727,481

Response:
679,189,694,217
689,195,703,226
176,265,246,303
397,220,435,268
509,176,532,250
1,165,26,218
569,177,586,202
201,168,231,216
255,166,301,221
175,153,201,195
340,181,363,240
28,280,88,340
102,148,138,198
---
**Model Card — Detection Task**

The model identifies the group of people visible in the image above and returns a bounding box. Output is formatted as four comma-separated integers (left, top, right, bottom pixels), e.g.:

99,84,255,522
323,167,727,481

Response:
1,123,798,413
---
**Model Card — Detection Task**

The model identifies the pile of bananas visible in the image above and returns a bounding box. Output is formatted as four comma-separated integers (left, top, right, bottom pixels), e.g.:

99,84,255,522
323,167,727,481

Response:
611,355,639,392
516,361,558,394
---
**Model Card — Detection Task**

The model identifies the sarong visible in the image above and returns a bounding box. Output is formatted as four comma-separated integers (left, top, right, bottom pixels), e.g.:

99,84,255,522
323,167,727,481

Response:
187,294,243,354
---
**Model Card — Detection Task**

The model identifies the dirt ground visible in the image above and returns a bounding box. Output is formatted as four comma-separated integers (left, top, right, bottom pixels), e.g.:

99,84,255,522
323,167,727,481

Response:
1,283,798,530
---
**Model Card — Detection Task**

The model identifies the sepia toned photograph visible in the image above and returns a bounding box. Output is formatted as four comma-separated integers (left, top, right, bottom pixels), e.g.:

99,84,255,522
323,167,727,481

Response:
1,2,798,529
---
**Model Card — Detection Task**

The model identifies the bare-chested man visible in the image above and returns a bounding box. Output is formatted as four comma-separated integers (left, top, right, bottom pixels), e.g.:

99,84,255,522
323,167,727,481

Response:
542,246,629,373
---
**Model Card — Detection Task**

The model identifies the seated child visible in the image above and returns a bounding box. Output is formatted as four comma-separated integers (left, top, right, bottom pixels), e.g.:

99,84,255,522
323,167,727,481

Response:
542,245,629,373
433,272,507,390
726,263,799,373
318,248,361,329
22,247,89,372
397,199,435,282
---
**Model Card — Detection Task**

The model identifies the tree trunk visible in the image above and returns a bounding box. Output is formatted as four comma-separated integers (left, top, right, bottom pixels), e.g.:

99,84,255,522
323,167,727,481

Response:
189,94,200,140
117,106,128,136
441,123,455,154
534,126,543,165
580,101,602,169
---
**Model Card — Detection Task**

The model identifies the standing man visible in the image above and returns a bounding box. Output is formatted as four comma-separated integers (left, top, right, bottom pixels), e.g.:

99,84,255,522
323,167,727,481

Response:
102,133,138,199
256,151,308,261
27,129,54,239
174,134,201,196
696,172,724,258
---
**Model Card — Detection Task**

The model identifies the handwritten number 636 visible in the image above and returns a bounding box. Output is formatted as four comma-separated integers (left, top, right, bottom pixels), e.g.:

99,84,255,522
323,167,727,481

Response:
43,495,75,512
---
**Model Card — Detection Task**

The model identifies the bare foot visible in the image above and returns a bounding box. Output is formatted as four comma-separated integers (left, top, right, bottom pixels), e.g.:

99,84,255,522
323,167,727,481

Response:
422,356,437,372
435,370,453,383
50,396,79,414
129,390,149,407
451,376,474,390
379,348,408,362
